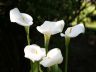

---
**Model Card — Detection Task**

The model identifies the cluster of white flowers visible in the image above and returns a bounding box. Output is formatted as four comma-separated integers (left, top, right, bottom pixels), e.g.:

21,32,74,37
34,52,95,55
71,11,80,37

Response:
10,8,85,67
24,44,63,67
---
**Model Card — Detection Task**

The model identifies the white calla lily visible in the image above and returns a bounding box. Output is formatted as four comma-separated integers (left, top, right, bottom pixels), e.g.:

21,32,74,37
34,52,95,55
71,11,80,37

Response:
36,20,65,35
40,48,63,67
24,44,46,62
10,8,33,26
60,23,85,38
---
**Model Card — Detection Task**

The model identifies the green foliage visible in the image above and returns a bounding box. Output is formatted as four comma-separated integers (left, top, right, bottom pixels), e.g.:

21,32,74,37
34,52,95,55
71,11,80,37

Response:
18,0,82,25
71,1,96,29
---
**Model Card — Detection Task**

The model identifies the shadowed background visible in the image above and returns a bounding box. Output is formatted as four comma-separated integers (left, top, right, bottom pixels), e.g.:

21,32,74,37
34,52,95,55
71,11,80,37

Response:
0,0,96,72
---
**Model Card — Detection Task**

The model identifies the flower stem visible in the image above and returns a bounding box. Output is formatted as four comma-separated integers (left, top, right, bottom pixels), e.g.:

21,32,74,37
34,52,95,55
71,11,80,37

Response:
30,61,33,72
44,34,51,72
64,36,70,72
39,64,43,72
25,26,34,72
33,62,39,72
44,34,51,53
25,26,30,45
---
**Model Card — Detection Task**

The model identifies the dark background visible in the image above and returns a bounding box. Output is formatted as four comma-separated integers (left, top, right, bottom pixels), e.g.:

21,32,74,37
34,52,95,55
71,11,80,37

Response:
0,0,96,72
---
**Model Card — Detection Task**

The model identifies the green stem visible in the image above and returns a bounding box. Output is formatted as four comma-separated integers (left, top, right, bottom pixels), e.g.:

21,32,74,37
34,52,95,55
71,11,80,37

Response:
39,64,43,72
64,36,70,72
44,34,51,72
51,64,58,72
25,26,40,72
30,61,33,72
30,61,40,72
25,26,30,45
50,64,62,72
25,26,34,72
44,34,51,53
33,62,39,72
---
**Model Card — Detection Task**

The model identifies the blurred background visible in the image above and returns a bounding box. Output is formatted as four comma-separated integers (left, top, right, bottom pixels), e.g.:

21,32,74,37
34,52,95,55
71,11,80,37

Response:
0,0,96,72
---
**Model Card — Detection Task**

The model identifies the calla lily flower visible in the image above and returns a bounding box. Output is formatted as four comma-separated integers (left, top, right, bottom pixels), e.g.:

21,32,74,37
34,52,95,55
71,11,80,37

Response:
36,20,65,35
60,23,85,38
24,44,46,62
40,48,63,67
10,8,33,26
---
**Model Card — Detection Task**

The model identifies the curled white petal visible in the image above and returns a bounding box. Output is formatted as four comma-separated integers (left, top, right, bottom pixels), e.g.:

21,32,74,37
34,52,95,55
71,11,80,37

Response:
61,23,85,38
21,13,33,26
10,8,33,26
24,44,46,62
36,20,65,35
40,48,63,67
65,23,85,37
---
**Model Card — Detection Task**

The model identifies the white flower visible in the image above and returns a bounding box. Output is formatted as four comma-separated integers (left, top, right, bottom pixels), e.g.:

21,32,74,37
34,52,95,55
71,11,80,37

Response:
36,20,65,35
10,8,33,26
60,23,85,38
24,44,46,62
40,48,63,67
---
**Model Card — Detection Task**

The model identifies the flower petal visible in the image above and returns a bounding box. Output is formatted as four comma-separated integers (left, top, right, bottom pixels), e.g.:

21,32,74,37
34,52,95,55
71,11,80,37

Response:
65,23,85,37
36,20,65,35
10,8,22,22
40,48,63,67
21,13,33,26
41,48,46,57
24,44,46,62
10,8,33,26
